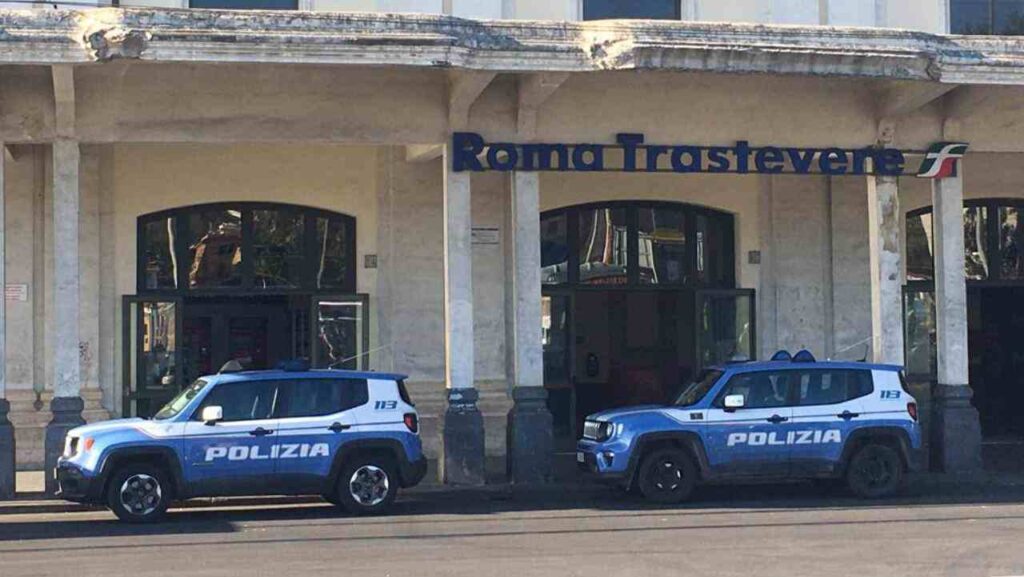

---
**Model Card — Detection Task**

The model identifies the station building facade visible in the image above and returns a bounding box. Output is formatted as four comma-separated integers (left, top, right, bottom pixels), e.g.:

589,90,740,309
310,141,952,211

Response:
2,0,1024,493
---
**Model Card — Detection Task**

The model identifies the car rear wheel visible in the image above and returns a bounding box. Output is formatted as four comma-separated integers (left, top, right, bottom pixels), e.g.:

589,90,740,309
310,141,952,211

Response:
334,456,399,515
636,448,697,504
106,464,172,523
846,444,904,499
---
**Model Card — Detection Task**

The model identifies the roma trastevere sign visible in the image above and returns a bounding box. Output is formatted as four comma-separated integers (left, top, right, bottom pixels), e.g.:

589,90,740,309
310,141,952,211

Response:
451,133,967,179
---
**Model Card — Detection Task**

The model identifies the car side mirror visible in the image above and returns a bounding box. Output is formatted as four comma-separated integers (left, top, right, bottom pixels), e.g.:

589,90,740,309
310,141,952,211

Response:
201,405,223,425
723,394,745,412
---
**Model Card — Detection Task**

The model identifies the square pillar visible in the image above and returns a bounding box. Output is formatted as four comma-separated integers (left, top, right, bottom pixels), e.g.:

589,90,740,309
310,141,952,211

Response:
930,169,982,472
44,141,86,495
505,171,552,484
0,144,14,500
867,174,904,365
440,144,485,485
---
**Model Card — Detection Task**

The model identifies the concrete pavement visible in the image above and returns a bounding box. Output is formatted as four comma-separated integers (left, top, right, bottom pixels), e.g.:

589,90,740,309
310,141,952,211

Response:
2,480,1024,577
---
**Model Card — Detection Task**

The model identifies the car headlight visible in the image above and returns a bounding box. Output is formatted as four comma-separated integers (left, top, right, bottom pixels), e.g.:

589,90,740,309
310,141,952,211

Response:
583,420,615,442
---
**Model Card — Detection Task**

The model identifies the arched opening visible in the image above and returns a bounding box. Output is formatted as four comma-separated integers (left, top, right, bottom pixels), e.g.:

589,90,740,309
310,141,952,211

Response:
906,198,1024,453
123,202,367,417
540,201,753,444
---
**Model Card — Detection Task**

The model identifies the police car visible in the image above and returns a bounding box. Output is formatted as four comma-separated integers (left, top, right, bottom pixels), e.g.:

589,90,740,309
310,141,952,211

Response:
577,351,922,502
56,363,427,522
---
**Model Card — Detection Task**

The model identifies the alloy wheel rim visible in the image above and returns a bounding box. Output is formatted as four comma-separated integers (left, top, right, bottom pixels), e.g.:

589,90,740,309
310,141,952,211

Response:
651,459,682,492
349,465,390,506
119,474,162,516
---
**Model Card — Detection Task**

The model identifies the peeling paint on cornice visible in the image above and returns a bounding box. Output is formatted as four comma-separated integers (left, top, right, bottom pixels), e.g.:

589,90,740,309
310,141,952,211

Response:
1,8,1024,84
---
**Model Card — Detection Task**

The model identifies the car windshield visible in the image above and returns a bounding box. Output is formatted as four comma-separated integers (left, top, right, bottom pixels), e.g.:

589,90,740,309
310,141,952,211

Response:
153,380,208,420
673,369,723,407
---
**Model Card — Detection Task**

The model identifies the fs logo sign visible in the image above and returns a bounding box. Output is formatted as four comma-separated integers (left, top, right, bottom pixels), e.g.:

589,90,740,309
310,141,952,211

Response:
917,142,969,179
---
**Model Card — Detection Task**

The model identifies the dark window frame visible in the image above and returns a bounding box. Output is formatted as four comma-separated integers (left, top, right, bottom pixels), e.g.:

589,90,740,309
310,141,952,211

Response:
906,198,1024,289
582,0,682,21
137,202,357,296
189,0,299,9
542,201,736,291
951,0,1024,35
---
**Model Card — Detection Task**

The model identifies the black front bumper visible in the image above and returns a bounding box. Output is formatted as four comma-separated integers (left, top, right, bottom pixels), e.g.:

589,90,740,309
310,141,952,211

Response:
55,462,101,503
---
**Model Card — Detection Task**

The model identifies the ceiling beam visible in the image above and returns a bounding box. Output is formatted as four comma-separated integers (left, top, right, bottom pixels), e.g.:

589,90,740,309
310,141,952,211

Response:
517,72,570,138
876,81,960,119
51,64,76,139
448,70,497,131
405,143,444,163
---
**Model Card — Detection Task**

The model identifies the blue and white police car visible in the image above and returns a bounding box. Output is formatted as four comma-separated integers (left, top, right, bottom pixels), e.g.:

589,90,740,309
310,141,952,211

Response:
56,364,427,522
577,351,922,502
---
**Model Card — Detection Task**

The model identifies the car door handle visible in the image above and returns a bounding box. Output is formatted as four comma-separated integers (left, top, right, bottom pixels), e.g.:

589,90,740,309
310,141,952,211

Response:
328,422,351,433
766,414,789,424
837,411,860,421
249,427,274,437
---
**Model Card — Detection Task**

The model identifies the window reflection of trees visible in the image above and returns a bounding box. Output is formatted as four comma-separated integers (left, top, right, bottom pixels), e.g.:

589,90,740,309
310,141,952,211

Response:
964,207,989,280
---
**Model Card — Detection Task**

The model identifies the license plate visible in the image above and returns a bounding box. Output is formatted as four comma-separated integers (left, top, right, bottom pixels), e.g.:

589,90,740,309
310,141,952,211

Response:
576,451,585,463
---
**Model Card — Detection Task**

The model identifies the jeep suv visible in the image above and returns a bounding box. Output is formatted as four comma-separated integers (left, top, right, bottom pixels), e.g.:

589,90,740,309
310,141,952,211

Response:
56,367,426,522
577,351,922,502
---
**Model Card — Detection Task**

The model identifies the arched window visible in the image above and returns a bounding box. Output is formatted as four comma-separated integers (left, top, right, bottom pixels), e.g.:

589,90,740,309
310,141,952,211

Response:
138,203,356,294
541,201,735,288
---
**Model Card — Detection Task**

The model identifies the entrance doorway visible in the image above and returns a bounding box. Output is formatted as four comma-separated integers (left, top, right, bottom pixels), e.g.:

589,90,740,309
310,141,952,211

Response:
181,296,304,383
123,202,368,417
541,201,753,446
968,287,1024,440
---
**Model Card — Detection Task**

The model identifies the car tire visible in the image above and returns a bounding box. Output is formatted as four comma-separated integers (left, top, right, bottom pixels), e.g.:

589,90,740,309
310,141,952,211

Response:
106,463,173,523
335,455,399,515
636,448,698,504
846,444,904,499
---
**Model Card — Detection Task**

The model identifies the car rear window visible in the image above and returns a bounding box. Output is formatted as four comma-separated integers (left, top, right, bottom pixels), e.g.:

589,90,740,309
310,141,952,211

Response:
396,379,414,406
277,379,369,418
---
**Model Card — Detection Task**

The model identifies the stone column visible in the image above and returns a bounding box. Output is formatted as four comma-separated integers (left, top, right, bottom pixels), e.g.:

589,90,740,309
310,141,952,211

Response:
440,145,485,485
866,173,904,365
930,169,982,472
0,144,14,500
505,171,552,484
44,141,85,495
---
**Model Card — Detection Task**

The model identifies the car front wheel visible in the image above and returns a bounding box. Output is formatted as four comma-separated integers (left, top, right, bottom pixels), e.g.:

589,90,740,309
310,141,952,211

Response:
636,448,698,504
106,464,173,523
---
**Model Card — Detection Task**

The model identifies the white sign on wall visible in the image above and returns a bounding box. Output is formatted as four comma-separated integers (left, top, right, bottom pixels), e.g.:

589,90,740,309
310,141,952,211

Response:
4,284,28,302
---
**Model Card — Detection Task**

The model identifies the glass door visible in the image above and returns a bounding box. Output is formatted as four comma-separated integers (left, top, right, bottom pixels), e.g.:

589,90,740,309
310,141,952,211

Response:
122,296,184,418
695,289,756,371
542,291,576,448
311,294,370,370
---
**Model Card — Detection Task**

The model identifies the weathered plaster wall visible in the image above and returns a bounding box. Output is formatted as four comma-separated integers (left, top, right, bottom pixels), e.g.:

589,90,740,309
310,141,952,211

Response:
2,146,43,392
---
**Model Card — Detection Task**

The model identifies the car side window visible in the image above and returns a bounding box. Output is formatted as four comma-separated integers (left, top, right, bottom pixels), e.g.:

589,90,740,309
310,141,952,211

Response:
717,371,791,409
277,379,369,418
795,370,874,406
194,381,278,422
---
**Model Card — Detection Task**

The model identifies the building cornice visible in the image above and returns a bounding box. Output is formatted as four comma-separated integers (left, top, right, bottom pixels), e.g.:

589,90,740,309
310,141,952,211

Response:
2,8,1024,84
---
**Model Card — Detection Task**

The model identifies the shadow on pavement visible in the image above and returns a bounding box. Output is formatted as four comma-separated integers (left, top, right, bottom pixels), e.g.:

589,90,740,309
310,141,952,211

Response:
2,475,1024,546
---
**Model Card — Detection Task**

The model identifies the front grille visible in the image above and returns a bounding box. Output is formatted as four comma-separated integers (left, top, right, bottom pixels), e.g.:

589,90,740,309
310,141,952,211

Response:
583,420,602,440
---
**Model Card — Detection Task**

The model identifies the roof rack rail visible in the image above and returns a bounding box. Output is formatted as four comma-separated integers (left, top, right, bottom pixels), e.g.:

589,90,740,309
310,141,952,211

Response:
792,349,816,363
276,359,311,372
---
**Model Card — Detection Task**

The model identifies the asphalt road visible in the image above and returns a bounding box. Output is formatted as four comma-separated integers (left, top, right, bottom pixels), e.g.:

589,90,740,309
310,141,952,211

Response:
2,484,1024,577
